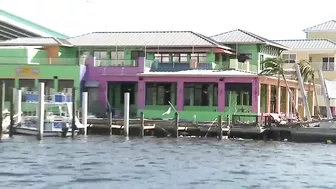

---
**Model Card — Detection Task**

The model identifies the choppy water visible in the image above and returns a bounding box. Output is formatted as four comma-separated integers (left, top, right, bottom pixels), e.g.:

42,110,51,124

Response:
0,136,336,189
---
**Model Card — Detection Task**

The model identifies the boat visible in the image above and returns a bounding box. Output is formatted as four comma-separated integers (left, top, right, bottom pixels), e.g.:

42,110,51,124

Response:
14,92,85,137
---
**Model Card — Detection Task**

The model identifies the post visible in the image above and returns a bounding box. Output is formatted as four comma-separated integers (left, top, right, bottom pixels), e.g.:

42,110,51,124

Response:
0,82,3,139
82,92,88,136
124,92,130,137
37,82,45,140
174,112,179,138
218,115,223,140
71,87,76,138
109,112,113,135
16,89,22,124
294,63,311,121
9,91,14,137
140,112,144,137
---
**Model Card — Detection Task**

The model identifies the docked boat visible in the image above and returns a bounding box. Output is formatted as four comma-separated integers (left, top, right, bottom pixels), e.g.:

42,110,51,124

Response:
15,92,85,137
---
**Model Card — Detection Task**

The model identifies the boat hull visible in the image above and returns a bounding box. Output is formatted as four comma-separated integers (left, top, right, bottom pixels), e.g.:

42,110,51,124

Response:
14,127,77,137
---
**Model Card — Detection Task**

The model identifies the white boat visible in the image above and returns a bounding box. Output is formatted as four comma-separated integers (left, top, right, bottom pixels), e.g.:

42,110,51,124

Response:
15,101,85,137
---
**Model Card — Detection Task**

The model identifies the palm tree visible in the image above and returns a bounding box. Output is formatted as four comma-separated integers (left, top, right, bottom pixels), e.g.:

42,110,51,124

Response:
260,57,299,115
297,60,321,118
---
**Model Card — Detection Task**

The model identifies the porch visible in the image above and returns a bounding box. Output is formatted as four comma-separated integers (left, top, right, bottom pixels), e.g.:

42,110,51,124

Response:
138,76,259,121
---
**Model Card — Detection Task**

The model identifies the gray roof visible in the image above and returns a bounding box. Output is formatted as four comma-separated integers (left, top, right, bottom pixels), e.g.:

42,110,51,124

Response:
210,29,288,50
273,39,336,49
0,37,72,46
303,20,336,32
67,31,231,49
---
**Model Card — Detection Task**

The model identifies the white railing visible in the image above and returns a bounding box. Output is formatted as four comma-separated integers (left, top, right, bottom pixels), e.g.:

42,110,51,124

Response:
94,59,138,67
229,59,258,73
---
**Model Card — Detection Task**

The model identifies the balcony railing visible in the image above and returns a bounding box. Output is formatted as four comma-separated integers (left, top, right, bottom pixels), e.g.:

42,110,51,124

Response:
284,62,336,72
145,59,258,73
94,59,138,67
0,57,86,65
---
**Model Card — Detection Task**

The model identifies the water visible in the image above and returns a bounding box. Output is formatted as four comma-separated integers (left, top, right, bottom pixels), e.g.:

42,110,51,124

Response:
0,136,336,189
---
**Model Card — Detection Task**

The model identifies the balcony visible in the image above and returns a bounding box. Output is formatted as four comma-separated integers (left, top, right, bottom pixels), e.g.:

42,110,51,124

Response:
145,59,258,73
0,57,86,65
85,57,145,78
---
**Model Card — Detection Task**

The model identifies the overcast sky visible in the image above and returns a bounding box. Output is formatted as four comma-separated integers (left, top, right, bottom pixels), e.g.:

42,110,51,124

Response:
1,0,335,39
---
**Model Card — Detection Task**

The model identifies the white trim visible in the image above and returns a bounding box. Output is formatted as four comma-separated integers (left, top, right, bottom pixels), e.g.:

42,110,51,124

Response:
0,15,52,37
281,52,297,63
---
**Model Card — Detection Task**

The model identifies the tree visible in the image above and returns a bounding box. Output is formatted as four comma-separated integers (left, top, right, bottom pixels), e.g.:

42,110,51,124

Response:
297,60,321,118
260,57,298,115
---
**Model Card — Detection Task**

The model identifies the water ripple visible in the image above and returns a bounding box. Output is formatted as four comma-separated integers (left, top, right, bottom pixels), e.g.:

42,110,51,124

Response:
0,136,335,188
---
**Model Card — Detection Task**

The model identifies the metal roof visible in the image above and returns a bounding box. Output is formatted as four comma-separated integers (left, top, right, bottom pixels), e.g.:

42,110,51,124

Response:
0,37,72,46
0,9,68,39
67,31,231,49
210,29,288,50
273,39,336,49
303,20,336,33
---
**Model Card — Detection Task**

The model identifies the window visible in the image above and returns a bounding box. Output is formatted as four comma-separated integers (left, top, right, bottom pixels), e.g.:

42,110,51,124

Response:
154,53,170,63
94,51,107,59
183,83,216,106
238,54,252,63
172,53,188,63
282,54,296,63
111,51,124,60
260,54,264,70
145,83,175,105
322,57,335,71
191,53,207,63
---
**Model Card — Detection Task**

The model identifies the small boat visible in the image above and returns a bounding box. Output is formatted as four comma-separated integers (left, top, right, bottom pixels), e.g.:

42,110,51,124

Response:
15,101,84,137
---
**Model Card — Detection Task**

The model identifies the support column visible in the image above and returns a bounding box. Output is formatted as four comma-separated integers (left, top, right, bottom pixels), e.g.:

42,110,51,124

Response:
177,81,184,111
266,84,271,113
98,80,107,109
137,80,145,110
294,88,299,111
276,85,281,113
252,78,260,114
218,80,225,112
285,87,290,115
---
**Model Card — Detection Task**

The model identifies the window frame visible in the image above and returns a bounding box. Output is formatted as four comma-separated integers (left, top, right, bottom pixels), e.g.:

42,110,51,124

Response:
282,53,296,63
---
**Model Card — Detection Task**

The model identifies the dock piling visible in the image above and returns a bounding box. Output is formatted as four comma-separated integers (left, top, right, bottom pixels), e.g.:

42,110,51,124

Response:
140,112,144,137
37,82,45,140
16,89,22,124
174,112,179,138
218,115,223,140
71,87,76,139
108,112,113,135
124,92,130,137
9,90,14,137
82,92,88,136
0,82,4,139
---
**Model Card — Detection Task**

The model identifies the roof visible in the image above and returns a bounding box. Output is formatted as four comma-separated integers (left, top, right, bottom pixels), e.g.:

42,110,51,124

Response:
0,37,72,46
0,9,68,39
139,70,256,77
67,31,232,49
303,20,336,33
210,29,288,50
273,39,336,49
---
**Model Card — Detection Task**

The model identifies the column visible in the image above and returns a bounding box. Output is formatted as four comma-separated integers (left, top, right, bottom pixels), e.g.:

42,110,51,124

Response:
276,85,281,113
137,80,145,110
252,78,260,114
294,88,299,111
98,80,107,109
285,88,290,115
218,80,225,112
266,84,271,113
177,81,184,111
53,78,58,92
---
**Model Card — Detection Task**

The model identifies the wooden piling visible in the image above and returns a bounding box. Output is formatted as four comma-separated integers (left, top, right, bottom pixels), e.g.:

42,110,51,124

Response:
140,112,144,137
218,115,223,140
0,82,4,139
123,92,130,137
71,87,76,138
9,90,14,137
37,82,45,140
108,112,112,135
174,112,179,138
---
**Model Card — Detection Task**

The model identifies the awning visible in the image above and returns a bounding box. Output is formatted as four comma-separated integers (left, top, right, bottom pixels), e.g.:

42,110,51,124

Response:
84,81,100,88
325,80,336,99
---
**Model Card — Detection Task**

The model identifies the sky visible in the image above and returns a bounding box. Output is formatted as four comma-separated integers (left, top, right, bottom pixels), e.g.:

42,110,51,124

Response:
1,0,336,39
